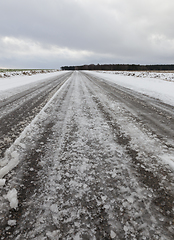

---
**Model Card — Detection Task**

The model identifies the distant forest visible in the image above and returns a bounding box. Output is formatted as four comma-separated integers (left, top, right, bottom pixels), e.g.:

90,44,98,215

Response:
61,64,174,71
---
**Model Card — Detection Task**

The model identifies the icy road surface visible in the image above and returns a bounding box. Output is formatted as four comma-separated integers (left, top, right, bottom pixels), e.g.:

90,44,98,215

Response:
0,71,174,239
0,71,72,158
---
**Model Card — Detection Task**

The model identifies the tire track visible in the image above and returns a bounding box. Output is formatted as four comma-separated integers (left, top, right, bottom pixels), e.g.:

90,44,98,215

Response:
0,76,74,239
81,72,174,238
0,72,72,159
83,72,174,145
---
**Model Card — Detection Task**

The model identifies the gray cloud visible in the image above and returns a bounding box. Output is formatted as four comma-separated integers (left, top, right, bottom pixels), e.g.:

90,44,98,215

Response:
0,0,174,68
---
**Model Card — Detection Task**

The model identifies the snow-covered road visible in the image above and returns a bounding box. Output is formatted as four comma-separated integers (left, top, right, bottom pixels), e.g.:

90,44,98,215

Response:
0,71,174,239
0,71,72,159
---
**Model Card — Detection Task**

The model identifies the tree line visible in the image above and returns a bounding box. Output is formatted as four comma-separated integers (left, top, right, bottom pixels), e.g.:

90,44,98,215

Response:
61,64,174,71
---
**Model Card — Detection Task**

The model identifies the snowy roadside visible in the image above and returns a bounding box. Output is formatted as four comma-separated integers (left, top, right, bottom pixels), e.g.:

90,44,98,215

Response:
98,70,174,82
85,71,174,107
0,71,67,101
0,69,58,79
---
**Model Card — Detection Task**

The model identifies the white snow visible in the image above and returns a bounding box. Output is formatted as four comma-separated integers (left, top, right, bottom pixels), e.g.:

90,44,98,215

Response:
86,71,174,106
0,179,6,186
0,78,69,179
160,154,174,170
8,219,17,226
0,71,60,91
4,188,18,209
46,230,60,240
0,71,66,101
0,151,20,178
84,71,174,170
110,230,116,238
50,204,59,213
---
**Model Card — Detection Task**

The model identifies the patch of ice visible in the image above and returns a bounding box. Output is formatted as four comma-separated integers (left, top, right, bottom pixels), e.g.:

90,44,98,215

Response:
127,196,134,204
0,151,19,179
74,233,81,240
4,188,18,209
123,225,129,232
104,204,110,210
110,230,116,238
111,169,117,178
160,154,174,170
18,143,26,149
101,196,107,202
0,78,69,179
50,204,58,213
138,223,147,230
8,219,16,226
57,174,62,181
46,230,60,240
0,179,6,186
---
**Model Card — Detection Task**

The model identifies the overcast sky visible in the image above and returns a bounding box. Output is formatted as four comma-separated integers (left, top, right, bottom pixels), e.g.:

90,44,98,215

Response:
0,0,174,69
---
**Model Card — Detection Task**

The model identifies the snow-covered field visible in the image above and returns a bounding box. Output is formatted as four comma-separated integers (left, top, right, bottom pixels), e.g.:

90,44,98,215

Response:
0,70,65,101
0,69,57,79
87,71,174,106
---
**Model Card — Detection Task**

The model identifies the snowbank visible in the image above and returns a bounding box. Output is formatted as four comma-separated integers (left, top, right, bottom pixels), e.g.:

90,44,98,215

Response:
87,71,174,106
0,71,64,91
